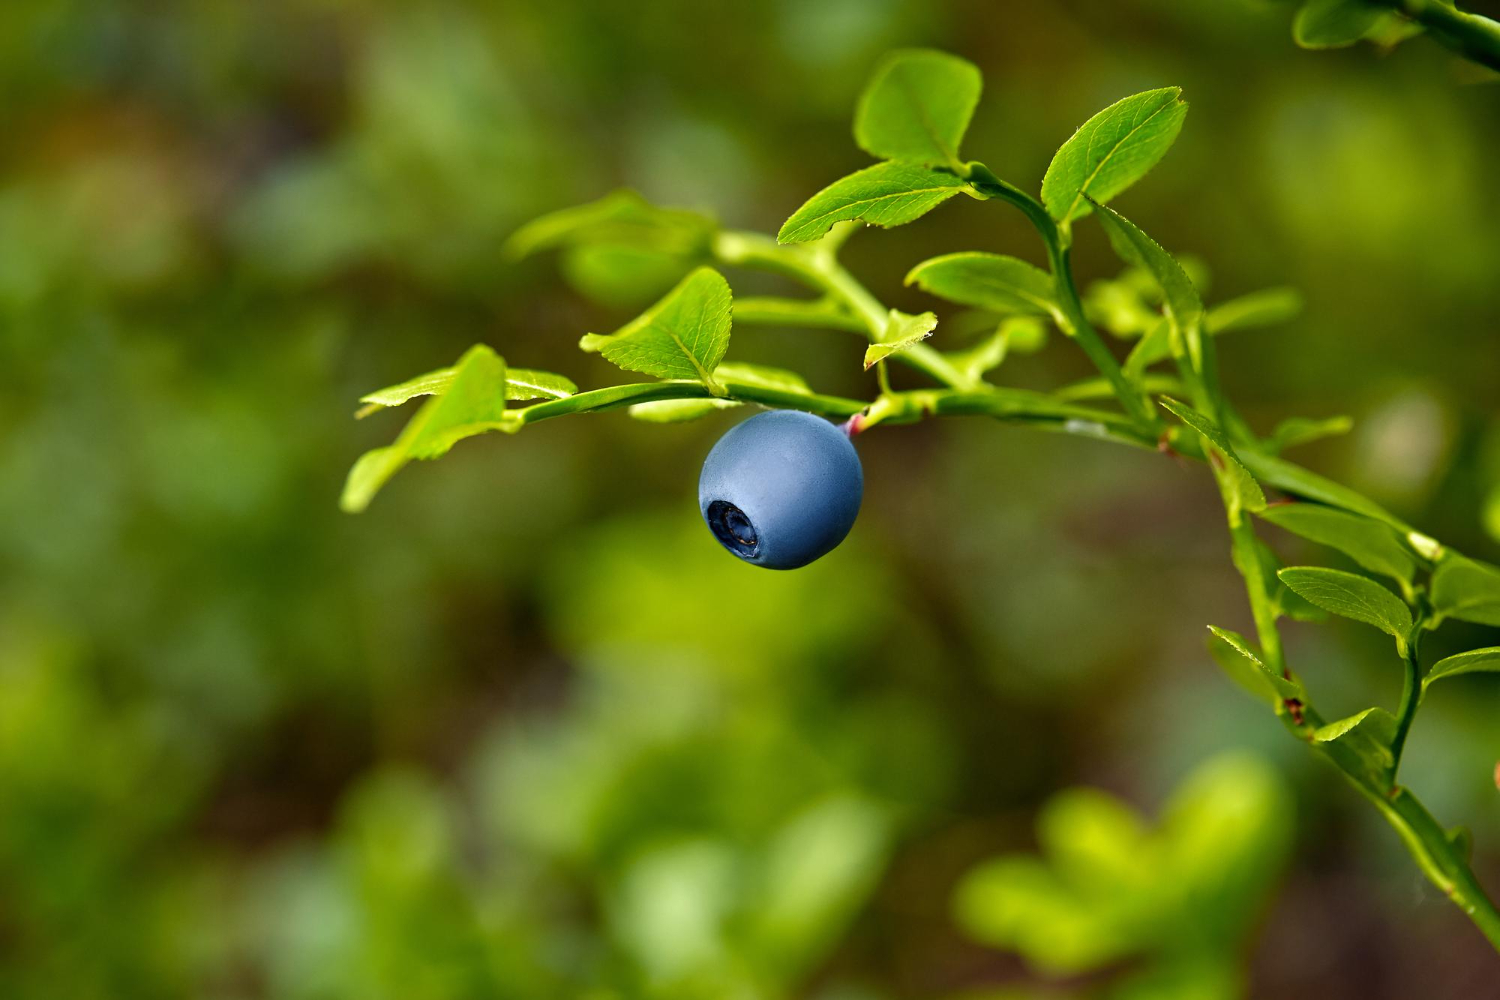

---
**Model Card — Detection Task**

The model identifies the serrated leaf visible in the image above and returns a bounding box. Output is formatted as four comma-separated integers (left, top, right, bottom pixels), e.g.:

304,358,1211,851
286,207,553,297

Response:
1207,626,1302,703
1159,398,1266,513
1258,504,1418,593
1041,88,1188,225
905,252,1060,318
1090,201,1204,370
579,267,731,392
342,345,514,513
1313,707,1397,786
1278,567,1412,648
1205,287,1303,335
864,309,938,369
778,161,967,244
854,49,981,166
1424,647,1500,694
504,189,713,260
1293,0,1384,49
1430,554,1500,627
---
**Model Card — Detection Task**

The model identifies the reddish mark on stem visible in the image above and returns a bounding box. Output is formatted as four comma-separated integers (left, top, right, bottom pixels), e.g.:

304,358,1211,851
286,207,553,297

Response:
1285,698,1305,725
843,413,867,437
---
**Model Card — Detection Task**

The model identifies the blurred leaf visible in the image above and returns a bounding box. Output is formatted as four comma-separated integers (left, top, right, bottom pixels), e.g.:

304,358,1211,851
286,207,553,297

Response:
580,267,732,392
1090,201,1204,370
1157,753,1293,947
1293,0,1385,49
1423,647,1500,694
854,49,981,166
1085,276,1159,338
342,345,513,513
607,838,739,981
864,309,938,368
749,796,894,975
778,161,966,244
1204,287,1303,334
560,242,694,309
1160,398,1266,513
1258,503,1418,593
356,365,575,417
628,362,811,422
1036,788,1154,892
954,856,1139,975
956,754,1292,978
1265,415,1354,453
1277,567,1412,648
1207,625,1301,702
1430,554,1500,627
905,252,1060,318
505,189,713,260
1041,88,1188,225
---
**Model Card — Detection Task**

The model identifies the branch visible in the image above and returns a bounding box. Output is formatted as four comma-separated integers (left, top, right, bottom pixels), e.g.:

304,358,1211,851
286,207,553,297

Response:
1385,0,1500,72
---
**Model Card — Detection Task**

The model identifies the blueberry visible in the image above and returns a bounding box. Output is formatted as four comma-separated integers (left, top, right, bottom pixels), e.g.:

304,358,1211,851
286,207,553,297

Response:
699,410,863,569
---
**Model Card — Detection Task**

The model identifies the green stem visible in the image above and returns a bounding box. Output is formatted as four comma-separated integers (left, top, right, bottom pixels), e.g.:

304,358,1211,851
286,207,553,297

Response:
732,295,867,333
713,230,973,389
1382,0,1500,72
964,163,1157,428
1390,620,1423,774
516,380,867,425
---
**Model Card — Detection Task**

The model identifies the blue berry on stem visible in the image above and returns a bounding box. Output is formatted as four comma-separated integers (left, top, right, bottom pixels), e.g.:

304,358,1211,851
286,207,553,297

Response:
698,410,863,569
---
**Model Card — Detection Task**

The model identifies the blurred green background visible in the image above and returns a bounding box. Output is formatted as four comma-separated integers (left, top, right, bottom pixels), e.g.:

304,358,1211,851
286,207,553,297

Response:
2,1,1498,997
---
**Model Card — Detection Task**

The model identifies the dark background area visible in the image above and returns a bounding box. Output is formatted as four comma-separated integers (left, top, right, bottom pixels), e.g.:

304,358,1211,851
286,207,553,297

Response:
1,1,1498,997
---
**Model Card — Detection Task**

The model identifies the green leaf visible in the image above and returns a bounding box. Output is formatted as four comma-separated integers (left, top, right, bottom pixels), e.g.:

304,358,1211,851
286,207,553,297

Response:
579,267,732,392
1294,0,1385,49
1278,567,1413,649
1430,554,1500,627
1207,626,1302,703
778,161,967,244
1424,647,1500,694
1205,287,1303,335
864,309,938,369
341,345,514,513
1041,88,1188,225
1237,450,1410,532
905,252,1060,319
1313,707,1397,786
1258,504,1418,594
504,368,581,402
1090,201,1204,370
1265,415,1353,454
854,49,981,166
1159,398,1266,513
355,366,576,417
504,189,713,260
626,362,812,423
